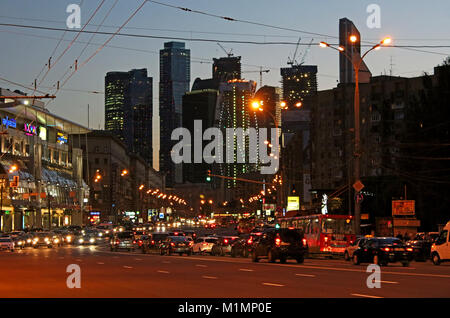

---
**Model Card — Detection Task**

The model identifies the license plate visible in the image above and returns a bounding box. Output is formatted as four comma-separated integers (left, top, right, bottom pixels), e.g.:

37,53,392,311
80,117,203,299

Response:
280,242,290,246
179,243,185,246
395,248,405,251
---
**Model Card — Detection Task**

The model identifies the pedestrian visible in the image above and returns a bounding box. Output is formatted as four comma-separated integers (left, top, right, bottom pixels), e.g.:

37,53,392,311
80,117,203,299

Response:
404,232,410,241
396,233,403,241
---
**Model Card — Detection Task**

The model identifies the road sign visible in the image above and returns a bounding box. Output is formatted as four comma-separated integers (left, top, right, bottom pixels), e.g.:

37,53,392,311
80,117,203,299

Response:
352,180,364,192
392,200,415,216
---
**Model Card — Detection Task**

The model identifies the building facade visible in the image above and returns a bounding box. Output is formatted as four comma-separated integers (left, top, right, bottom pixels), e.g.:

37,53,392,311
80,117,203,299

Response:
104,69,153,165
159,42,191,186
0,88,89,231
280,65,318,110
212,56,242,82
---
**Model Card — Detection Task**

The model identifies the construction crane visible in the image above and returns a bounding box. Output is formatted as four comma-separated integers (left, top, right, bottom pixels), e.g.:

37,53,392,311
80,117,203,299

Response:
287,37,301,66
217,43,234,57
298,38,314,65
242,67,270,87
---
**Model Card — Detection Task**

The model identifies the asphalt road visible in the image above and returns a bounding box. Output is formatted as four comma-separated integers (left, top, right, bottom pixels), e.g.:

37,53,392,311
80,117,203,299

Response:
1,242,450,298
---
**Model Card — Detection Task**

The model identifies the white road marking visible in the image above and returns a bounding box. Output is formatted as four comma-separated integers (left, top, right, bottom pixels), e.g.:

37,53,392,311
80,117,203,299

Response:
97,262,105,265
123,266,133,269
375,280,398,284
262,282,284,287
351,293,383,298
157,270,170,274
134,258,143,261
202,275,218,279
295,273,316,277
195,264,207,268
239,268,254,272
162,261,171,264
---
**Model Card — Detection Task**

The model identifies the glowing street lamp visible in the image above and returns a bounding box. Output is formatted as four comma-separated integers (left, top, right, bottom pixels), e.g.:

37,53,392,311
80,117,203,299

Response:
319,35,392,235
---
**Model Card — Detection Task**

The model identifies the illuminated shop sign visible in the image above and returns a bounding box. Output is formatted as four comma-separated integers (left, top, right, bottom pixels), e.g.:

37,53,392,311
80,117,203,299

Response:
2,116,16,129
24,123,37,135
39,126,47,140
57,132,68,144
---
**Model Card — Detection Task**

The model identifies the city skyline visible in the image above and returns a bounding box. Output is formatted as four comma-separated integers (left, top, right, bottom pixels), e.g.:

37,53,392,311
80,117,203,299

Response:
1,0,450,172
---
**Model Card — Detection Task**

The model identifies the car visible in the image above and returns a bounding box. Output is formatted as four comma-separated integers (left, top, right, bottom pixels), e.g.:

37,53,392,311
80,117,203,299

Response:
230,237,254,258
405,238,434,262
133,231,146,240
183,230,197,240
77,234,98,245
430,221,450,265
31,232,54,248
251,228,307,264
211,236,240,256
160,236,193,256
168,230,185,236
344,237,368,261
0,236,15,252
141,232,169,253
110,231,136,251
352,237,412,267
96,224,114,236
192,237,219,254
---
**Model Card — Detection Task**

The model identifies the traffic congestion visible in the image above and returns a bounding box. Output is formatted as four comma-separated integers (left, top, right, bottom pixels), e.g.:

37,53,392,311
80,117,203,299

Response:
2,217,449,268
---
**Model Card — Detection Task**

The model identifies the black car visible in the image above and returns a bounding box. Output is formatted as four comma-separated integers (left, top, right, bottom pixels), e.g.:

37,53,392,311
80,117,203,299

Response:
251,228,307,263
142,232,169,253
352,237,412,267
160,236,193,256
405,237,434,262
231,236,254,258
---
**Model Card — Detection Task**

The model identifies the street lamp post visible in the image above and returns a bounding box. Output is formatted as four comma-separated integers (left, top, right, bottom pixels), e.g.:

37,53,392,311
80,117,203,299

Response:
320,36,391,235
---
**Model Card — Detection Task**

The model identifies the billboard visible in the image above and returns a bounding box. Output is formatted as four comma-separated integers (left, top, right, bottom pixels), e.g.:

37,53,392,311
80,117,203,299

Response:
287,196,300,212
392,200,415,216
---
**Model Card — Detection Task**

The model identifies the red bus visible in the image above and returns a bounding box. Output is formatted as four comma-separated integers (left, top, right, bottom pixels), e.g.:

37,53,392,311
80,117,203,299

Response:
277,214,356,255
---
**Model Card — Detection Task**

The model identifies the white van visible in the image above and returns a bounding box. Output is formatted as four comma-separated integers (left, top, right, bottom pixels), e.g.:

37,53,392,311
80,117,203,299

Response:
431,221,450,265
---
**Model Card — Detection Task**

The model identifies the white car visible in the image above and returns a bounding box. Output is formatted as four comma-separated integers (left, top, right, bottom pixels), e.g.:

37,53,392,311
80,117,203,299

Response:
0,236,15,252
192,237,218,254
431,221,450,265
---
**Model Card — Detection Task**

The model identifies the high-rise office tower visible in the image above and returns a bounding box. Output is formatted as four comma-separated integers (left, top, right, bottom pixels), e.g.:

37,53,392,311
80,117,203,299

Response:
159,41,190,186
105,69,153,165
216,80,258,189
280,64,318,110
182,88,218,184
213,56,241,82
339,17,371,84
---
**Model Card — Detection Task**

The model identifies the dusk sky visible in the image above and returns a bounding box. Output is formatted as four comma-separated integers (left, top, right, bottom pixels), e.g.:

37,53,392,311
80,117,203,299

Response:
1,0,449,168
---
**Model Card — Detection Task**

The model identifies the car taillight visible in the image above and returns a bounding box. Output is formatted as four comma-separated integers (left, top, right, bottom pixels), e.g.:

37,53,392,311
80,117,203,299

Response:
406,247,413,252
302,238,307,246
170,242,175,247
247,238,252,245
151,240,155,245
275,238,281,246
383,247,391,252
324,236,328,242
115,240,120,245
224,239,228,244
189,241,194,246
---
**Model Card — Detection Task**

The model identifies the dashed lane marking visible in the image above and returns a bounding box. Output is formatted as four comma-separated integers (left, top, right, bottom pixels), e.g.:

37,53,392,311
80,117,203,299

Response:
351,293,383,298
202,276,218,279
295,273,316,277
157,270,170,274
262,282,284,287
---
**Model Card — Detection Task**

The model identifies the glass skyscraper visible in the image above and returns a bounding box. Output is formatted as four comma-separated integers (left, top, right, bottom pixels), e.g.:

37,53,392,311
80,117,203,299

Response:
159,41,190,186
105,69,153,165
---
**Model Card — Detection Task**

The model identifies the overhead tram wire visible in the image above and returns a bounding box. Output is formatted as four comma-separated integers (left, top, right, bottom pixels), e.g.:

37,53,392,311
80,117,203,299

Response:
46,0,150,107
37,0,107,87
52,0,119,94
1,23,450,53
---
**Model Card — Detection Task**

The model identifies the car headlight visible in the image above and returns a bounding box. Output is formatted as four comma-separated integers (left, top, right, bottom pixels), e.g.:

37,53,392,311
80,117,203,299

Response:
98,233,103,237
54,239,59,243
79,239,84,243
66,236,72,241
27,239,31,243
44,237,49,242
89,238,95,243
18,241,23,245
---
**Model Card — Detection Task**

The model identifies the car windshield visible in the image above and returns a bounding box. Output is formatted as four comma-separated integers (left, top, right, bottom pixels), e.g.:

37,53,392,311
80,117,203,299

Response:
279,230,302,242
0,238,11,242
171,236,187,242
377,238,404,246
117,232,133,239
205,238,218,243
153,234,168,241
